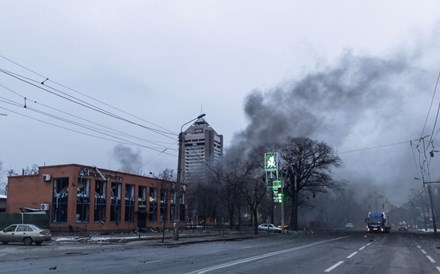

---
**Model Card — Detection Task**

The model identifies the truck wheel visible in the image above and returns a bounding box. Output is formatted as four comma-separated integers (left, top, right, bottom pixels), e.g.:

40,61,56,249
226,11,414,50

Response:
23,237,33,246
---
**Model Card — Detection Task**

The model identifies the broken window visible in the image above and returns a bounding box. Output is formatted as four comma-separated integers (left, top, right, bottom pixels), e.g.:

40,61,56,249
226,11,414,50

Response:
138,186,147,208
110,182,121,223
52,177,69,223
160,188,167,222
179,192,185,222
125,184,134,222
170,190,175,222
76,177,90,223
94,180,106,223
149,187,157,222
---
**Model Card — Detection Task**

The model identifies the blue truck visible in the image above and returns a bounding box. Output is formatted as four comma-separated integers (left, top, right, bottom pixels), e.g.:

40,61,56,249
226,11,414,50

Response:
366,212,391,233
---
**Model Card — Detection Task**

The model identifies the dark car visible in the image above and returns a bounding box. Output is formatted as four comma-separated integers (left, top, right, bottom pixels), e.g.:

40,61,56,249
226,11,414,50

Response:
0,224,52,246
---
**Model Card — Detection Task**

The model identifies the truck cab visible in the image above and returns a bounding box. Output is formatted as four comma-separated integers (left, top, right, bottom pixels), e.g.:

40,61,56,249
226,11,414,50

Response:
366,212,391,233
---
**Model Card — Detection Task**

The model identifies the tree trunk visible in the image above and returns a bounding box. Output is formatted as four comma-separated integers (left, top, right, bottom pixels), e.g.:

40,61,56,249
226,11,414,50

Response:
228,208,234,230
252,207,259,234
290,191,299,230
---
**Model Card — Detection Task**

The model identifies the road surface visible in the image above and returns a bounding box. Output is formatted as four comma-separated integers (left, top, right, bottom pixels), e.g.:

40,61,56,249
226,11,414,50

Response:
1,231,439,273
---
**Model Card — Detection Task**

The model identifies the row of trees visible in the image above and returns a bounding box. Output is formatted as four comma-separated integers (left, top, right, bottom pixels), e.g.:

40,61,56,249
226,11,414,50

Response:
186,136,344,233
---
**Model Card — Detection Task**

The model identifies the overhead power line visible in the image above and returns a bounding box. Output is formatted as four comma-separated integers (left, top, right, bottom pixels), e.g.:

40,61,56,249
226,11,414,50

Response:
0,105,177,157
0,67,177,140
0,84,176,148
337,138,421,154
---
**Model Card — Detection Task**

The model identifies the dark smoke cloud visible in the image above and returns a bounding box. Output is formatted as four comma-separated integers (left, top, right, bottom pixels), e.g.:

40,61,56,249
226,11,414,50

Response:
230,50,436,204
113,144,143,174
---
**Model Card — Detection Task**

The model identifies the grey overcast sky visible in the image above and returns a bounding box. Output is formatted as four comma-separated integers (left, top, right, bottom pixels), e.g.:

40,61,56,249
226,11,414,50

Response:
1,1,440,204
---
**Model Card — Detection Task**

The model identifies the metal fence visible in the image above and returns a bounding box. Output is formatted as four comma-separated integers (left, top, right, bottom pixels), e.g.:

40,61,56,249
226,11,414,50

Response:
0,213,50,229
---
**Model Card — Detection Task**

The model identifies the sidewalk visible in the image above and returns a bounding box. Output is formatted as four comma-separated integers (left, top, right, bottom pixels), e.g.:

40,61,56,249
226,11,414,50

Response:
52,229,262,246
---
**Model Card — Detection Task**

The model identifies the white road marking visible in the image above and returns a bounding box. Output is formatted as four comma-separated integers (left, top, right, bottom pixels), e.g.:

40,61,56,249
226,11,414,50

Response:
324,261,344,272
347,252,358,259
359,246,366,251
421,249,427,255
436,266,440,272
184,236,350,274
427,255,436,263
417,245,421,249
366,242,372,246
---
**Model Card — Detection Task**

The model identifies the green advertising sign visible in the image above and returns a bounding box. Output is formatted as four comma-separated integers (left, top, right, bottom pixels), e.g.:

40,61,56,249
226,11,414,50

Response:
273,193,283,203
272,180,282,189
264,152,278,171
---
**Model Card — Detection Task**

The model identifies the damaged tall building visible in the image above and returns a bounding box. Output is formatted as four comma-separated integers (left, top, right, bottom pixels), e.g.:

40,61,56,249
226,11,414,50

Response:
179,117,223,185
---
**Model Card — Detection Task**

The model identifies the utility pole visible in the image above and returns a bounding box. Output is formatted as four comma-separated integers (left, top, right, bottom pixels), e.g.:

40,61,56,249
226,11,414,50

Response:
418,179,439,233
425,182,438,233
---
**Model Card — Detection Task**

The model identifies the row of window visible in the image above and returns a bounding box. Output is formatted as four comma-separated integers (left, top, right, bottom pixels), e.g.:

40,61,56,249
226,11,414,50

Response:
52,177,184,225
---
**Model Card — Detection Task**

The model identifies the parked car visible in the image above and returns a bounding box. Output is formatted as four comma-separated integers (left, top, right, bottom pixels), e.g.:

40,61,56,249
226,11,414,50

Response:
344,222,354,229
0,224,51,246
258,223,282,232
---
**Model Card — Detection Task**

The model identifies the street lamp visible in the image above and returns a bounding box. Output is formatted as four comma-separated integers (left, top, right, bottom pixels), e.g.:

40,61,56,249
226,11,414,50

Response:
174,113,206,241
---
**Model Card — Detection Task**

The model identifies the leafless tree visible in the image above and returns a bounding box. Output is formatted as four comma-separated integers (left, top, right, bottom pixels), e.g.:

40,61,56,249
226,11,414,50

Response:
280,137,342,230
158,168,176,181
209,152,252,230
0,161,5,194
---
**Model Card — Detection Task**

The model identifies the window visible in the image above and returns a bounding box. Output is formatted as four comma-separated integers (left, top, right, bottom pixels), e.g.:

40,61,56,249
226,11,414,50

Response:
160,188,168,222
125,184,135,222
4,225,17,232
179,192,185,222
149,187,157,222
76,178,90,223
52,177,69,223
94,180,106,223
16,225,28,232
138,186,147,208
110,182,121,223
170,191,175,222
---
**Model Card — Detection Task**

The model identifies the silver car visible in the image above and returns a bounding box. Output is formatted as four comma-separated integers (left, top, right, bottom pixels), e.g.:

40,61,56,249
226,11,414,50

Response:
258,223,282,232
0,224,52,246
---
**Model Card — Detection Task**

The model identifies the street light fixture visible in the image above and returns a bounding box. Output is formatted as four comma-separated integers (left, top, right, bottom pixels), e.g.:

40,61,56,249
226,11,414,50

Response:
174,113,206,241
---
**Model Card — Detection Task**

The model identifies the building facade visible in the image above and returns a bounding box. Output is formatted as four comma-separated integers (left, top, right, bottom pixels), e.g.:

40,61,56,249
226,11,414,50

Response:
6,164,186,232
180,117,223,184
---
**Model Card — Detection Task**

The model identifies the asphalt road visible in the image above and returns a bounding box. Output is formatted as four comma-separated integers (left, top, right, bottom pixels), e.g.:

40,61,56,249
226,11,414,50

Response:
1,231,440,274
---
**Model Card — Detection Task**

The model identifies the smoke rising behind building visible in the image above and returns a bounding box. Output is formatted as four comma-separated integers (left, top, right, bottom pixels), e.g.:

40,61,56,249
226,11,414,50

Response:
113,145,144,175
231,50,439,205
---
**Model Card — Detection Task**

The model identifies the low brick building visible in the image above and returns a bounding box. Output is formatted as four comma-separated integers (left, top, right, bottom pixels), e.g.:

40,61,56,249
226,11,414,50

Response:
6,164,186,232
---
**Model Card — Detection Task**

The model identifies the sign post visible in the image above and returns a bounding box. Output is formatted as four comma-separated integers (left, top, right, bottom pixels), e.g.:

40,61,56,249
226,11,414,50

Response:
264,152,284,233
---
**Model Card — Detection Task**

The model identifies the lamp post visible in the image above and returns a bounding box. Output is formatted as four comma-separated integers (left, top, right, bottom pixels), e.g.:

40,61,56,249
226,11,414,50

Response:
174,113,206,241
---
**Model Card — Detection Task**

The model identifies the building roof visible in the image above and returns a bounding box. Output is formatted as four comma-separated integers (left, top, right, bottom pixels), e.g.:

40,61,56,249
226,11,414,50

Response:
185,117,221,136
